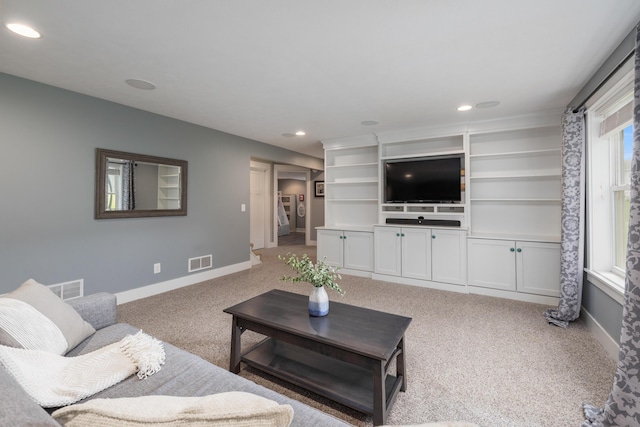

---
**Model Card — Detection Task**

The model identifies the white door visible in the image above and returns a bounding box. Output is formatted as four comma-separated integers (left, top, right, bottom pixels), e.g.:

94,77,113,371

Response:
402,228,432,280
374,227,402,276
432,229,466,286
317,229,344,268
250,168,266,250
467,238,516,291
343,231,374,271
516,241,561,297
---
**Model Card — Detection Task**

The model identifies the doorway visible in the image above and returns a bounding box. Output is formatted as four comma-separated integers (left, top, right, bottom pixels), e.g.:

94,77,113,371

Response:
274,165,311,247
250,161,270,250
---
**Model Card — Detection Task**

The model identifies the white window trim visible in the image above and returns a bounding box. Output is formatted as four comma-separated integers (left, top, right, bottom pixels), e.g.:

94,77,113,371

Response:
584,269,624,304
585,64,632,305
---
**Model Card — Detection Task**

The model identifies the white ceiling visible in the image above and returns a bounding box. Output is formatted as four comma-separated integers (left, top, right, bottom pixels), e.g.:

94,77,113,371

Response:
1,1,639,159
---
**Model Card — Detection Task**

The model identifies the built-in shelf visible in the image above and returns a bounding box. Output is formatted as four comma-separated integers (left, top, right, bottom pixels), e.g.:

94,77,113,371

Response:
381,149,465,161
468,125,562,240
468,148,561,159
326,162,378,169
470,199,561,203
325,179,378,184
469,173,561,180
326,199,379,203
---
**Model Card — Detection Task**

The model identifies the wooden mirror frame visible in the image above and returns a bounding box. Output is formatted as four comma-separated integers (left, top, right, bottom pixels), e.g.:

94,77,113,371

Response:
95,148,188,219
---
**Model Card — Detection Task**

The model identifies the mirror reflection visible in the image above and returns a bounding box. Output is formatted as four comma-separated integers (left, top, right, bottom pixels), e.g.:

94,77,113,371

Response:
95,149,188,219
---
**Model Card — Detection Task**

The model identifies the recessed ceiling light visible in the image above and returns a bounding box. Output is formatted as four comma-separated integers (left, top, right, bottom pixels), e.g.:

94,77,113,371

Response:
6,23,41,39
295,130,306,136
125,79,156,90
361,120,379,126
457,105,473,112
475,100,501,109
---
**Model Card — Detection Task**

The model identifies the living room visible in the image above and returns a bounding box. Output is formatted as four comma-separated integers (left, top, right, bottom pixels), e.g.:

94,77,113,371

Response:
1,1,640,426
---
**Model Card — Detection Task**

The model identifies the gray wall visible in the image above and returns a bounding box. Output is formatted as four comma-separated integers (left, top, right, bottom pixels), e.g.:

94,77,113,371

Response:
0,72,322,296
310,171,325,242
582,279,623,343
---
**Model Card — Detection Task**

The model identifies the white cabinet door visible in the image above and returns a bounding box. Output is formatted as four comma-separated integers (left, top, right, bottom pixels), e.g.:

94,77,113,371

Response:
467,238,516,291
516,241,561,297
432,229,467,285
317,229,344,268
374,227,402,276
401,228,432,280
343,231,374,271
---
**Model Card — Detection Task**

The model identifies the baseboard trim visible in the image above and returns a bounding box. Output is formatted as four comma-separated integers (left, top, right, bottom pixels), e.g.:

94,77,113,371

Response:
581,306,619,362
115,260,252,304
371,273,468,294
469,286,560,306
340,269,372,278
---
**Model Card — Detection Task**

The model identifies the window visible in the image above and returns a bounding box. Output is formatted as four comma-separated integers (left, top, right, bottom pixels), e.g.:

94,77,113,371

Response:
613,125,632,271
586,63,633,297
106,161,124,211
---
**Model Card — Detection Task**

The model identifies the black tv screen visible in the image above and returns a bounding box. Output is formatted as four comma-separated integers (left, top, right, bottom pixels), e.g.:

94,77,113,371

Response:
384,155,462,203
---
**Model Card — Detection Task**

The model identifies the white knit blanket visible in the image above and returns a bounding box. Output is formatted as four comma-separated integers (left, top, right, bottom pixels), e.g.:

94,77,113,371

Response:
0,331,165,407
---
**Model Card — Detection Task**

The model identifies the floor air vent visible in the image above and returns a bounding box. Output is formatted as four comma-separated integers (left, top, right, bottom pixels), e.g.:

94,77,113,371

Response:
188,254,213,273
48,279,84,301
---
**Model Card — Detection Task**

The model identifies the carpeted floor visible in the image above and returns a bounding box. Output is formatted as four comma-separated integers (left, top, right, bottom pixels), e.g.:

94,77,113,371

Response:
118,245,616,427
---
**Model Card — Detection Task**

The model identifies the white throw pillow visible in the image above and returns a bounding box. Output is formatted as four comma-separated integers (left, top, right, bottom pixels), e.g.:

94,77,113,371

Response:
0,279,95,354
52,392,294,427
0,298,67,353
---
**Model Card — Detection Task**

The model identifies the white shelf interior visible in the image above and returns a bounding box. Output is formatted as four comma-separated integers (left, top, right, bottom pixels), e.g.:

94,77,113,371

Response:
380,135,464,159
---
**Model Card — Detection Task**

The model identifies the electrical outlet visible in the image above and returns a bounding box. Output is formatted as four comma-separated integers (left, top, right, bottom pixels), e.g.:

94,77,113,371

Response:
241,204,246,212
154,263,161,274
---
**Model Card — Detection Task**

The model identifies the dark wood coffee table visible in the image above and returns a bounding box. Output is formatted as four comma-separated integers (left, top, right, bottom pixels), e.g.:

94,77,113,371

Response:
223,289,412,425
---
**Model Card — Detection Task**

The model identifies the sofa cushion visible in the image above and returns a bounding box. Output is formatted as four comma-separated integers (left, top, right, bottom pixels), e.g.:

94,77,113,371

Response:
51,392,294,427
0,279,95,354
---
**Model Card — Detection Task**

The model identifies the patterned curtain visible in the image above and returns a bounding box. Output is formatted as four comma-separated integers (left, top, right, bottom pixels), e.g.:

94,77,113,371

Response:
582,26,640,426
543,108,585,328
122,160,136,210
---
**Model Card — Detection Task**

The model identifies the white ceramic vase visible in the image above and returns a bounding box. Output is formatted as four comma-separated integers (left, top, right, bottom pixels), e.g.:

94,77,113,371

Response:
308,286,329,316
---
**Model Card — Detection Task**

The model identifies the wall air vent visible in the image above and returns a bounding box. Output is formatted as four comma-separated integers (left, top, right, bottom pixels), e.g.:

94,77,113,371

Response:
188,254,213,273
48,279,84,301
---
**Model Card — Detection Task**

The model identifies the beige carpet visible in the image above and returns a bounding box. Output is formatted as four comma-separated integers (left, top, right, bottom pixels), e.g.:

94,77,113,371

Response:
118,245,616,427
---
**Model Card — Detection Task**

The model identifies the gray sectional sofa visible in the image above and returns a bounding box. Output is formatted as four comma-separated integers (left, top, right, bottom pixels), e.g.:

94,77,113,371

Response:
0,292,350,426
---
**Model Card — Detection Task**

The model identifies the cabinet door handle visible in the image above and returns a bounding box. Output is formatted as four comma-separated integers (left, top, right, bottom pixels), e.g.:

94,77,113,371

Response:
510,248,515,252
432,235,436,239
339,235,343,239
401,233,405,237
517,248,522,253
343,235,347,239
396,233,400,237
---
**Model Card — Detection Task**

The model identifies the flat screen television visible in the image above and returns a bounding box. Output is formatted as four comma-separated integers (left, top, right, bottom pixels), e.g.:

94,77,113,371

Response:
384,155,462,203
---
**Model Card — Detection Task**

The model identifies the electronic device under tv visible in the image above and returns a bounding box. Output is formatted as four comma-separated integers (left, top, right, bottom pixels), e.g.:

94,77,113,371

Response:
384,155,462,204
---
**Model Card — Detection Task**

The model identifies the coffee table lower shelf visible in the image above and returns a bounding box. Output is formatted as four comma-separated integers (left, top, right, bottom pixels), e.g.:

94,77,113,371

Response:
241,338,402,417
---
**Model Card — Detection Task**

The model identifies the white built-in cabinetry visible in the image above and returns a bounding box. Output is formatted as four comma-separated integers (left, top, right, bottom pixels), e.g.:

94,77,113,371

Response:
466,125,562,303
379,133,467,226
317,228,374,277
373,226,466,288
467,238,561,299
324,137,379,228
319,115,563,304
467,126,561,240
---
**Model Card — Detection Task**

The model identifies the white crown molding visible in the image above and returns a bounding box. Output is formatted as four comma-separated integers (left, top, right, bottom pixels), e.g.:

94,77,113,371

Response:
321,133,378,150
375,109,564,144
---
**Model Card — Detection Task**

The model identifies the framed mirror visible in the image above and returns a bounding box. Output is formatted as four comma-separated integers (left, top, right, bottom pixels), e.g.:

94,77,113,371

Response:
95,148,188,219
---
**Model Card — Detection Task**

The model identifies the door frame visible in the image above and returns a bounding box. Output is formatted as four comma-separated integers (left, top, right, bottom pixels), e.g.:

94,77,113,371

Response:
273,164,312,247
250,160,271,250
